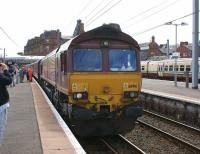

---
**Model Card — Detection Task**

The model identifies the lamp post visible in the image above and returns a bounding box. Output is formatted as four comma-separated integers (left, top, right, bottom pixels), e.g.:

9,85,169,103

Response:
0,48,5,63
165,22,188,87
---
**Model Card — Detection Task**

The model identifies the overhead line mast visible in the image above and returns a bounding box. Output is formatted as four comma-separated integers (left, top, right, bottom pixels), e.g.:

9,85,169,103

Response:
192,0,199,89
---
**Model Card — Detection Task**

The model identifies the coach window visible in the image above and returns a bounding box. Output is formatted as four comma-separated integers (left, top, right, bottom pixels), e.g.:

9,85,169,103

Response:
169,65,173,71
64,51,67,74
180,65,184,71
174,65,178,71
160,66,163,71
186,65,191,72
40,63,43,75
141,66,145,71
164,65,168,71
61,53,65,72
158,66,160,71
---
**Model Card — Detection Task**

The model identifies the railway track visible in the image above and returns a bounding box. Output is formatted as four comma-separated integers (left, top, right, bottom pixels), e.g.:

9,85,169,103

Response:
141,110,200,149
137,120,200,153
143,110,200,132
78,135,145,154
125,121,198,153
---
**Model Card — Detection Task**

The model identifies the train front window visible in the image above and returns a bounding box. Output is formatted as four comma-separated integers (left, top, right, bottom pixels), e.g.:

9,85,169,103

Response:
109,49,136,71
73,49,102,71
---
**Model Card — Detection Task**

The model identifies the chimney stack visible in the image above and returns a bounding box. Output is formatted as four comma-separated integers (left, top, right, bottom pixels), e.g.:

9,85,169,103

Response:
73,19,85,37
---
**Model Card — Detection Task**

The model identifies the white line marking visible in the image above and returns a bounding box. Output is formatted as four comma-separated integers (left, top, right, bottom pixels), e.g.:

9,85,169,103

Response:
142,88,200,105
141,89,200,105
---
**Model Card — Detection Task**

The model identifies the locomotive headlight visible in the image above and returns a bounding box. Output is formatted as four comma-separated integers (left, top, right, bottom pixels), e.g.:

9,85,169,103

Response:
124,91,138,98
73,92,88,100
130,92,137,97
101,40,109,48
77,93,82,99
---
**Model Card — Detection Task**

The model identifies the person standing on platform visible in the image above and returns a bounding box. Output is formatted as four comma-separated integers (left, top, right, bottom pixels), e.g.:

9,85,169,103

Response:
26,67,29,82
14,65,19,84
0,63,12,146
19,68,24,83
28,67,33,82
22,66,26,82
8,65,15,87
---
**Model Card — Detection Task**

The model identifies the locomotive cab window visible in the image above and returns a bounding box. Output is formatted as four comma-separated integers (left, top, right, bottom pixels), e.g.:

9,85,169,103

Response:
109,49,136,71
73,49,102,71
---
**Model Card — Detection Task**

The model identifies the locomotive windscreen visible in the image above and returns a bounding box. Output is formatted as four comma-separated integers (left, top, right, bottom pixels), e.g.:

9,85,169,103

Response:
109,49,137,71
73,49,102,72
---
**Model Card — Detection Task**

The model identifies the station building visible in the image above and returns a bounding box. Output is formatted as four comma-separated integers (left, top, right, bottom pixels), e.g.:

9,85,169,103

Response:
140,36,200,61
24,30,71,56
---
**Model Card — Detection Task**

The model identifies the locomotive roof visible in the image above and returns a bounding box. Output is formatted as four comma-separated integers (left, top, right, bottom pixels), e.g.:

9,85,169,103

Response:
70,24,140,50
43,24,140,60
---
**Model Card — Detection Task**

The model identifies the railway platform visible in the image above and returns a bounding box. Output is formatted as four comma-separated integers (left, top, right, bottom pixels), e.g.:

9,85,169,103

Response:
142,78,200,104
0,81,85,154
141,78,200,125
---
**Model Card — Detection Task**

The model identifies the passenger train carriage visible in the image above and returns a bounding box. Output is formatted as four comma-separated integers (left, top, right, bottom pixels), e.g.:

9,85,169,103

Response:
141,58,200,81
31,24,142,136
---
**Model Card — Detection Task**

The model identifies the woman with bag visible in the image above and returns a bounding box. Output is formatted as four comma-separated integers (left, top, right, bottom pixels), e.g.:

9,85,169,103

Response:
0,63,12,146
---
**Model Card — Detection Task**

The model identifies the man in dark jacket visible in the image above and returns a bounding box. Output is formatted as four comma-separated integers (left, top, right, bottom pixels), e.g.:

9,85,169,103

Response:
0,63,12,146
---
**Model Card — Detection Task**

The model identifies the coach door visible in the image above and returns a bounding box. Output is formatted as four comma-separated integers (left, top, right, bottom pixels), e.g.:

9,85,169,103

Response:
60,51,68,90
158,62,164,77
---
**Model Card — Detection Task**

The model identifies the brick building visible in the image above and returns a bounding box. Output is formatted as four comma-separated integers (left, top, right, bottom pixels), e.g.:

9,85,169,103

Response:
176,41,200,58
24,30,70,56
176,42,192,58
140,36,166,60
140,37,200,60
148,36,163,57
24,20,85,56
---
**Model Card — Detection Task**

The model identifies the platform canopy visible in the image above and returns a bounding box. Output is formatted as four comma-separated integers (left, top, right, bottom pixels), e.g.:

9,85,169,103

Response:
1,55,44,65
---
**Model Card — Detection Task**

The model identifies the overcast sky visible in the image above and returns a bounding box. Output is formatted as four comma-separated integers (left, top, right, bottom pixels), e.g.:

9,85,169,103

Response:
0,0,197,56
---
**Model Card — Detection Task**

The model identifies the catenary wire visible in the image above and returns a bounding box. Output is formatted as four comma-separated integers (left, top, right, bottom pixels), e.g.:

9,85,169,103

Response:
83,0,107,22
125,0,180,29
85,0,123,27
66,0,93,29
132,12,194,36
122,0,172,25
84,0,116,24
0,26,20,48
